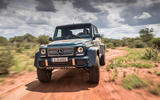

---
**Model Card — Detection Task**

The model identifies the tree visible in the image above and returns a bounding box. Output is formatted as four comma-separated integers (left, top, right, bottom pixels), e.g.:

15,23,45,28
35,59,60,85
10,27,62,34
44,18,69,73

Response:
0,36,8,45
9,36,24,43
139,28,154,42
37,35,49,44
9,33,36,43
23,33,37,42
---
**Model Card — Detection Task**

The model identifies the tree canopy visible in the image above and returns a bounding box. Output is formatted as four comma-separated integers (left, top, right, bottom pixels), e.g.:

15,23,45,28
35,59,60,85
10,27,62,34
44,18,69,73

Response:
9,33,36,43
139,28,154,42
0,36,8,45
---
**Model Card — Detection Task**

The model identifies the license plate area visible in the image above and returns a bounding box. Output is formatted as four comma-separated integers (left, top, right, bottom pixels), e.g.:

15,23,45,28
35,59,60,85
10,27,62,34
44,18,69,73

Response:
51,57,68,63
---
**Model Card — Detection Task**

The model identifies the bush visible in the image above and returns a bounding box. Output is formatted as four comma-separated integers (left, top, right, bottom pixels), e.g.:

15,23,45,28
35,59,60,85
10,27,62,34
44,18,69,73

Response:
112,40,123,47
131,63,152,68
0,36,8,46
16,47,24,53
112,68,118,81
122,74,147,90
143,48,159,60
15,43,21,48
37,35,49,44
156,72,160,76
148,83,160,96
9,33,36,43
152,38,160,50
102,38,123,48
128,44,134,48
0,51,14,74
128,40,146,48
24,43,32,49
134,40,146,48
105,43,114,48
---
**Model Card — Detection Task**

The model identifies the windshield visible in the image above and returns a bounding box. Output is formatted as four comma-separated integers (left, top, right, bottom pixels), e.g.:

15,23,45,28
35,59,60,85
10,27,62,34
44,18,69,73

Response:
53,25,92,40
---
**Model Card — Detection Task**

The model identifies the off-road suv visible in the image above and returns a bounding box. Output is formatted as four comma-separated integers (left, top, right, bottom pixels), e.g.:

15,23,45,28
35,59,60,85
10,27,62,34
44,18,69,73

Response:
34,23,106,83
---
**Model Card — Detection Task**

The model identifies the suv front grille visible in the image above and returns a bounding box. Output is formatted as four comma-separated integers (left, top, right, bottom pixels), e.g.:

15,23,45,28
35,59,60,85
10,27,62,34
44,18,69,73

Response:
47,47,74,57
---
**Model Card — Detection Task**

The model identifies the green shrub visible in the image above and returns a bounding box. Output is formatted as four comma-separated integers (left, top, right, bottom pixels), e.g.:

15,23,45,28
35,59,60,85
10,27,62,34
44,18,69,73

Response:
128,43,134,48
156,72,160,76
15,43,21,48
0,51,14,74
143,48,159,60
148,88,160,96
106,66,111,71
157,56,160,62
148,83,160,96
112,68,118,81
108,57,128,68
26,67,35,72
111,47,116,49
131,63,152,68
16,47,24,53
24,44,32,49
134,40,146,48
10,33,36,43
0,79,4,83
105,49,109,52
0,36,8,46
128,40,146,48
123,71,127,78
152,38,160,50
30,53,35,58
37,35,49,44
122,74,147,90
105,43,114,48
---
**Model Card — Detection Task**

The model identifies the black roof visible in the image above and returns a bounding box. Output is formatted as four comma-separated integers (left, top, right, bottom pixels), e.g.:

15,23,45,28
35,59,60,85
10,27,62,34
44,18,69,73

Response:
56,23,95,28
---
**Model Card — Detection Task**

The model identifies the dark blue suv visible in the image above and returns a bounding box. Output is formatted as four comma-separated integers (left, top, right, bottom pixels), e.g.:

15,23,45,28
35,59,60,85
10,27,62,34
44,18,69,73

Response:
34,23,106,83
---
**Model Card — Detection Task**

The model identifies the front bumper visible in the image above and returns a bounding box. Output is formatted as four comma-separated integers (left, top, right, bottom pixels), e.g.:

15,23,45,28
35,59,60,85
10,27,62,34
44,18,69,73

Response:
37,56,89,69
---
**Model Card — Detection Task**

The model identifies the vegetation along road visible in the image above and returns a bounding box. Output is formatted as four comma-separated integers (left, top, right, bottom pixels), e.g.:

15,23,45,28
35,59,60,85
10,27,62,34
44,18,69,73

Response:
0,48,160,100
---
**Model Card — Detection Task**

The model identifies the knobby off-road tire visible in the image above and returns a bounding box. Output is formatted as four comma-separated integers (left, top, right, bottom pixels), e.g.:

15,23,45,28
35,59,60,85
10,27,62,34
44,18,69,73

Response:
100,54,106,66
89,56,100,84
37,69,52,83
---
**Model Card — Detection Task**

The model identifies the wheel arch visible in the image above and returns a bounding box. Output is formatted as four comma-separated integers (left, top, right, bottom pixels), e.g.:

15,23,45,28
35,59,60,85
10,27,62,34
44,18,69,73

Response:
87,47,100,67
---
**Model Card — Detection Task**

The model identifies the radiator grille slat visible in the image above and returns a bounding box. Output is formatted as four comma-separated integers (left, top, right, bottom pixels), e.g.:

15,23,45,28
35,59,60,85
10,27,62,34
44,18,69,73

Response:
47,47,74,56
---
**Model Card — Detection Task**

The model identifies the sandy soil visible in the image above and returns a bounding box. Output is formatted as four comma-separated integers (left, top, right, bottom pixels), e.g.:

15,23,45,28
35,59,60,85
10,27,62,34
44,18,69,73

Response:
0,49,159,100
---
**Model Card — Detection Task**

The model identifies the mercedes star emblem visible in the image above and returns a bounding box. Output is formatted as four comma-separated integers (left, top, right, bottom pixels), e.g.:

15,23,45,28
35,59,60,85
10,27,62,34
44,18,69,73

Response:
57,49,64,55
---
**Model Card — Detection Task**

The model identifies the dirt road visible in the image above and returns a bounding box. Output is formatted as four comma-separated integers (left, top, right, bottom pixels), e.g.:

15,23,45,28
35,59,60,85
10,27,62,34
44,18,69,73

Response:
0,49,159,100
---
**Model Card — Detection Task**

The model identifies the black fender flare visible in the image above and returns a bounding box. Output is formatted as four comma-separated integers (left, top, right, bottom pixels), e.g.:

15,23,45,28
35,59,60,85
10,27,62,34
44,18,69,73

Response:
87,47,99,67
34,52,40,68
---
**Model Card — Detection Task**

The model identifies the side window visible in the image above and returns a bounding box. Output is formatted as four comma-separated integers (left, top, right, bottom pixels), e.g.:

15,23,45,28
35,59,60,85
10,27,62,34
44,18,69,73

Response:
94,26,98,34
95,27,98,33
57,29,62,37
92,26,95,37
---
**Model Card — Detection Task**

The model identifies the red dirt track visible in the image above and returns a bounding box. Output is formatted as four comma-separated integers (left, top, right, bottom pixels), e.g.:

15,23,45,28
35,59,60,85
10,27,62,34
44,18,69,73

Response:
0,49,159,100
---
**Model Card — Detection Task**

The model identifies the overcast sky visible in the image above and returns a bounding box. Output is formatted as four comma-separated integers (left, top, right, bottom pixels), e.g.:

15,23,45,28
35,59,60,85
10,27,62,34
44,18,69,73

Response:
0,0,160,39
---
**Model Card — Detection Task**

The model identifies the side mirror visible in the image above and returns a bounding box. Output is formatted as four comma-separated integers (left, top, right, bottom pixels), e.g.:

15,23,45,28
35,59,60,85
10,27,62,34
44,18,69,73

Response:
95,34,101,38
49,37,53,41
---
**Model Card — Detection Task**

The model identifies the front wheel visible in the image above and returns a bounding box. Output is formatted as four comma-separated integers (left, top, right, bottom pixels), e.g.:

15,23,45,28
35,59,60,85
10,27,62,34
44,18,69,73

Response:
89,56,100,84
37,69,52,83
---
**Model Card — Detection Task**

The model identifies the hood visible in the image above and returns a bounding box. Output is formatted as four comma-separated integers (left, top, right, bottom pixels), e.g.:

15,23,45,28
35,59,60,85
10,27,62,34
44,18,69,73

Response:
47,38,91,47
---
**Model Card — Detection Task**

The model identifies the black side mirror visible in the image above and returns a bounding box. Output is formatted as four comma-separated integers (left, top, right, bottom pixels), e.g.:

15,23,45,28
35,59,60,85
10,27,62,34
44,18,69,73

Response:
49,37,53,41
95,34,101,38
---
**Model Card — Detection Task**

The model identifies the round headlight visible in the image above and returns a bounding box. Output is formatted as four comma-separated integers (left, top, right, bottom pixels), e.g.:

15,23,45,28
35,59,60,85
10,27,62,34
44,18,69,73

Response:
77,47,84,53
41,49,46,54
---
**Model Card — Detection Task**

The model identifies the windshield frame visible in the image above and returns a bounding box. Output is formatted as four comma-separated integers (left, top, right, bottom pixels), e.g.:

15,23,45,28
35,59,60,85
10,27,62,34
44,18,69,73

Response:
53,24,93,41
